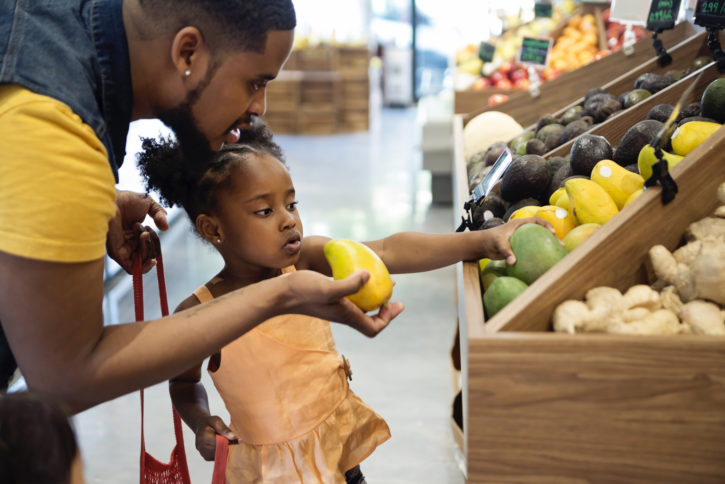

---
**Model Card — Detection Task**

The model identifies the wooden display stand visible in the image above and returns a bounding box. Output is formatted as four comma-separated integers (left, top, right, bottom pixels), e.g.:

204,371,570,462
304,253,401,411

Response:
451,60,725,482
455,20,700,120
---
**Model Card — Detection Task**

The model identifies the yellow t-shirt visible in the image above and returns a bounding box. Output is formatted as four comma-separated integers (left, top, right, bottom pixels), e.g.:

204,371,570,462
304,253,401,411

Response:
0,84,116,262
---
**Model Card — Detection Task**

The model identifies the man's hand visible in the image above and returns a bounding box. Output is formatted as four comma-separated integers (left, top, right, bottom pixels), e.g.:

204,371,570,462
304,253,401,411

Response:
278,270,404,337
107,190,169,273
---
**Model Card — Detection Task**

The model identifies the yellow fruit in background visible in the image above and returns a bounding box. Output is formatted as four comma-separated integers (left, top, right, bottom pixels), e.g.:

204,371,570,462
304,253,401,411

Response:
637,144,684,182
534,206,578,240
565,178,619,225
478,259,507,291
562,223,601,252
324,239,393,312
549,188,566,206
670,121,721,156
623,188,643,207
554,191,571,212
509,205,540,220
590,159,645,209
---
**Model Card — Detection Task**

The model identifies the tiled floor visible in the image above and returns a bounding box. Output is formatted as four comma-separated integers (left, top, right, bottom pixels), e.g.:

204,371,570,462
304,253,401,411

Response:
74,105,466,483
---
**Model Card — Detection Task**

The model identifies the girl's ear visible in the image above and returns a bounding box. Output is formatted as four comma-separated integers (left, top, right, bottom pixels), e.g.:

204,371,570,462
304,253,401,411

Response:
196,214,223,246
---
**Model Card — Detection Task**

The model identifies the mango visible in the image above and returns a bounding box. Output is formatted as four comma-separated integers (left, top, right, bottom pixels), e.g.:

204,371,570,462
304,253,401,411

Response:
324,239,393,312
534,205,578,240
623,188,643,207
478,259,508,291
549,188,567,206
590,159,644,209
637,144,683,182
483,276,529,318
506,223,568,285
509,205,540,220
670,121,721,156
565,178,619,225
562,223,600,252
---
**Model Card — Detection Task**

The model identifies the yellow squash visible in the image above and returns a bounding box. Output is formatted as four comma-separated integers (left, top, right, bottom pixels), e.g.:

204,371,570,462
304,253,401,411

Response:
323,239,393,312
565,178,619,225
590,159,644,209
637,144,684,182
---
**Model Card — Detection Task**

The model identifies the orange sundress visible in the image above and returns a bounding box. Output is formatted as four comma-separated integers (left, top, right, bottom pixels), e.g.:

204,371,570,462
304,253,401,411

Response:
193,267,390,483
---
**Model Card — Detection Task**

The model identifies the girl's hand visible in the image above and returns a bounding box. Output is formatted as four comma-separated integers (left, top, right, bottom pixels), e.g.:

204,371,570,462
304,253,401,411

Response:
278,270,404,337
483,217,558,265
195,415,238,461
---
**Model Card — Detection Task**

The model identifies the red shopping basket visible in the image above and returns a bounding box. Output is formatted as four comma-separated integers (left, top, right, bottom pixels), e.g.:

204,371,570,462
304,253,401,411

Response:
133,252,229,484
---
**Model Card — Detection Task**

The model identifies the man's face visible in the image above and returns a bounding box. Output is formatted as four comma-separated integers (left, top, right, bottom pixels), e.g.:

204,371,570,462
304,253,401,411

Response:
157,29,294,173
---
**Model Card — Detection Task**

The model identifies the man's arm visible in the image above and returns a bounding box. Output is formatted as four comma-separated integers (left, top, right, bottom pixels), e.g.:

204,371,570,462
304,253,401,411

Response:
0,252,401,413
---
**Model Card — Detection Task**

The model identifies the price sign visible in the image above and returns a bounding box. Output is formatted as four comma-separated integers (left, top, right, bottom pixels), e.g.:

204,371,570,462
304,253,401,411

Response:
610,0,650,25
478,41,496,63
694,0,725,28
534,2,553,18
518,37,551,66
647,0,682,31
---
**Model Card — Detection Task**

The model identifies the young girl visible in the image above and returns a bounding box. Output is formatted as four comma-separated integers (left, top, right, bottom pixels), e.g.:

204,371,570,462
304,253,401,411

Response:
137,122,551,483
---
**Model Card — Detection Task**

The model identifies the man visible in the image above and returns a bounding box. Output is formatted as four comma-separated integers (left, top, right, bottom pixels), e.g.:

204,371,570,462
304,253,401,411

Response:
0,0,403,413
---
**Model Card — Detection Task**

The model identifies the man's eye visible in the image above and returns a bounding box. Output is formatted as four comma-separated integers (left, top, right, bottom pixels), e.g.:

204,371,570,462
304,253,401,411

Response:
252,81,268,92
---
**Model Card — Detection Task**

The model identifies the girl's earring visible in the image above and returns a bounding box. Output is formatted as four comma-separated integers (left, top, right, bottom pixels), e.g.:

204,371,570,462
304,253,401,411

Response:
184,69,191,77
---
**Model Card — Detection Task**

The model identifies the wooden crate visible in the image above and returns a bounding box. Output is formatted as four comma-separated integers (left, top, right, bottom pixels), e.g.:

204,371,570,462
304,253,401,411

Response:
292,45,337,71
451,64,725,482
299,71,340,108
262,112,298,134
336,46,370,73
340,110,369,132
265,71,303,113
297,107,339,135
454,20,700,119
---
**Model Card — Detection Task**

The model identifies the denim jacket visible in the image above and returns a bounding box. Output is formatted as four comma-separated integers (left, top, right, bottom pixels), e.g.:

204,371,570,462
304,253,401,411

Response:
0,0,132,181
0,0,132,389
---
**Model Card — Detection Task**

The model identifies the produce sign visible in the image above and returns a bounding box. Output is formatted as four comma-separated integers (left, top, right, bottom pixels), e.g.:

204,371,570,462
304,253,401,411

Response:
534,2,553,18
478,41,496,63
518,37,551,66
695,0,725,28
647,0,682,31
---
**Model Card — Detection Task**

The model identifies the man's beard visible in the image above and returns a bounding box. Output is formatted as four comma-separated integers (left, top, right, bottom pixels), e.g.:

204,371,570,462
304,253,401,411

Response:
156,102,216,182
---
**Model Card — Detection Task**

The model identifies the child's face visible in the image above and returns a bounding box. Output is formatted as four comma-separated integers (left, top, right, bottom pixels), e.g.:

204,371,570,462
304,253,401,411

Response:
214,153,303,270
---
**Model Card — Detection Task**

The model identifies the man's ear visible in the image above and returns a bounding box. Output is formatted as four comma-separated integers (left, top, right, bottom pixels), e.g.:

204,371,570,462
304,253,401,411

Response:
196,214,223,246
170,26,209,78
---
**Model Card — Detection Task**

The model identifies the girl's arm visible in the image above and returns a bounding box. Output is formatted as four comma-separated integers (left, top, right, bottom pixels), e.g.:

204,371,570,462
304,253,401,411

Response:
169,295,237,461
299,218,554,275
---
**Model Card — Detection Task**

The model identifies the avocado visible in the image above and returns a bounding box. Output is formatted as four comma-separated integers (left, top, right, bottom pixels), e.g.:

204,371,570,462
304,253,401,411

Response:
548,156,569,174
525,138,547,155
622,89,652,109
502,197,541,221
700,78,725,123
509,129,535,151
663,69,684,82
584,87,609,102
613,119,664,166
569,134,613,176
634,72,674,93
471,193,507,227
560,105,584,125
646,104,675,123
499,154,552,203
535,114,558,134
546,161,573,200
505,224,568,285
583,93,620,122
483,141,509,166
679,102,701,120
558,119,590,145
692,56,711,70
536,123,564,143
623,163,639,173
480,217,506,230
483,276,529,319
540,124,565,151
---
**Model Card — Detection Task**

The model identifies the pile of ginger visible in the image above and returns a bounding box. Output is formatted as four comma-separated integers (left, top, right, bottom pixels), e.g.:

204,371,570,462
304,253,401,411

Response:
553,182,725,336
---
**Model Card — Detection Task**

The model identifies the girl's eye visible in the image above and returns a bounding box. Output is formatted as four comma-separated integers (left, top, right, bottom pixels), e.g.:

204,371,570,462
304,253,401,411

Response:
287,201,298,211
251,80,268,92
254,208,273,216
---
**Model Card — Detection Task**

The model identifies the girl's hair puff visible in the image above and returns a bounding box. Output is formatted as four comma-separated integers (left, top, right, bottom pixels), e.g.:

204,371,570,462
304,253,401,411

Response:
137,119,287,227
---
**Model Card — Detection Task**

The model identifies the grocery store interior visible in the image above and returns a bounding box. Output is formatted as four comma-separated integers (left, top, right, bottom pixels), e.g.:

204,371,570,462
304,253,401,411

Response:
14,0,725,482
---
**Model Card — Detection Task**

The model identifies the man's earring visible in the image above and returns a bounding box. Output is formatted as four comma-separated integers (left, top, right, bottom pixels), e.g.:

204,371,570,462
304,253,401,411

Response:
184,69,191,77
216,238,222,244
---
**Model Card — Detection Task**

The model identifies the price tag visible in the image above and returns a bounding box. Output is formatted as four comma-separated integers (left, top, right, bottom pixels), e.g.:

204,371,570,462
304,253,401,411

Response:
478,41,496,63
534,2,553,18
610,0,651,25
694,0,725,28
647,0,682,31
518,37,551,66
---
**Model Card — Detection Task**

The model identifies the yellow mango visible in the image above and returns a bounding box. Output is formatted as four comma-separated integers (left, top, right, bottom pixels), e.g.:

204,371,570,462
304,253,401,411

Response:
534,205,578,240
509,205,540,221
565,178,619,225
590,159,645,209
549,188,566,206
637,144,684,182
670,121,721,156
562,223,600,252
324,239,393,312
623,188,643,207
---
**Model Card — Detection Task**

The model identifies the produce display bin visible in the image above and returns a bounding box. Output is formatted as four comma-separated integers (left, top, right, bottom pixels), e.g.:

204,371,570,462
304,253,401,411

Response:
455,20,699,121
451,59,725,482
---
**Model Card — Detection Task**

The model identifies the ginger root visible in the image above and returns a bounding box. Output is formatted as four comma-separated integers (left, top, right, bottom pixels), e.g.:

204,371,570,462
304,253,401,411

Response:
679,300,725,335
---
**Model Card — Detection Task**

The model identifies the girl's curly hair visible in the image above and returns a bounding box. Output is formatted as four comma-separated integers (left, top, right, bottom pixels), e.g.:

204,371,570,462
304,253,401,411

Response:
136,119,286,226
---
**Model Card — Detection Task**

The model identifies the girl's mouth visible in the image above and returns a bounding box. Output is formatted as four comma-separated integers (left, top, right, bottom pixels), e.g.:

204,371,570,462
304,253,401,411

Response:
225,128,241,144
